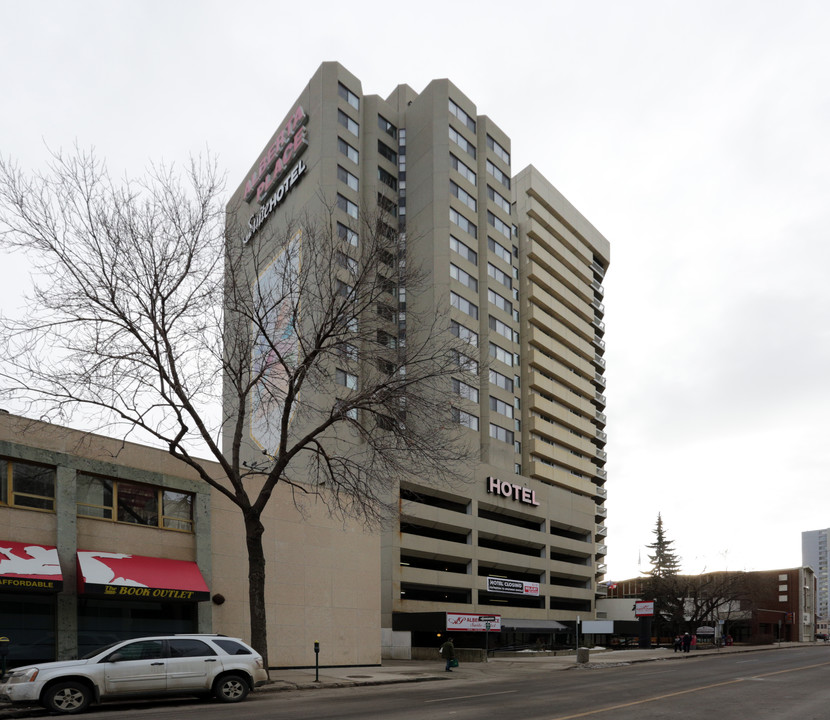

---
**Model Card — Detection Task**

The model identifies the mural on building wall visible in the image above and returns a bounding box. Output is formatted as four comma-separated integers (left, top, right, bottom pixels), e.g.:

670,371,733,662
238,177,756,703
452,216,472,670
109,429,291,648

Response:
249,229,303,453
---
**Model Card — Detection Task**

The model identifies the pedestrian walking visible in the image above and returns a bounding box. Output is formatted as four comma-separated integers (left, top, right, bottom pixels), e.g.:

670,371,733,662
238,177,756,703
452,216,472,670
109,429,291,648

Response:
439,637,456,672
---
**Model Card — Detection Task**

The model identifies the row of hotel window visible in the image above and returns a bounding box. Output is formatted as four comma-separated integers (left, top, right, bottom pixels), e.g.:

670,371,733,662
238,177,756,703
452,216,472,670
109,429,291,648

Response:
338,80,509,167
0,459,193,531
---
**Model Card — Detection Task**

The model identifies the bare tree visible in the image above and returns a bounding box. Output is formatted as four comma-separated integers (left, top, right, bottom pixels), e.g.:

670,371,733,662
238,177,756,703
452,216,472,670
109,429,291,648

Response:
0,148,475,667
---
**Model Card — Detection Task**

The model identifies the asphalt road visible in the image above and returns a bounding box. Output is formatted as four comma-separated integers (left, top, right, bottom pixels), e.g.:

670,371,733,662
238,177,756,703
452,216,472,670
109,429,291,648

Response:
5,646,830,719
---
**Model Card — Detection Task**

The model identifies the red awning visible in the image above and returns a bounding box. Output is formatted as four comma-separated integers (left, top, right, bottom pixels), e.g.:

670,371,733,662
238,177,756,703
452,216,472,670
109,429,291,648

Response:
77,551,210,602
0,541,63,592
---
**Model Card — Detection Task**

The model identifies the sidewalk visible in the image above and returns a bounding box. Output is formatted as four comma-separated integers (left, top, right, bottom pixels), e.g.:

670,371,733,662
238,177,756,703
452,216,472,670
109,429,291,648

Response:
263,641,817,692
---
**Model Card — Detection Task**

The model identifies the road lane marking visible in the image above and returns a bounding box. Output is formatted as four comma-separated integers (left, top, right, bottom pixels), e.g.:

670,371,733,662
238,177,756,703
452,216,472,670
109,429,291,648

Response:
425,690,518,703
547,661,830,719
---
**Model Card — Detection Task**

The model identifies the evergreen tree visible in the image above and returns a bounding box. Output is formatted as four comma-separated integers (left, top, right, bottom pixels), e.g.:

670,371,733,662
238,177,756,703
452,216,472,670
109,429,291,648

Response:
646,513,682,577
644,514,685,639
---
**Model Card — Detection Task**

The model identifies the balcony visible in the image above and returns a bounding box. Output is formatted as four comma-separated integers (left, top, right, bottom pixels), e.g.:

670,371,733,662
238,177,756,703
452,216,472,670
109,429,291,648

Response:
594,392,607,408
596,563,608,576
591,261,606,278
593,336,605,351
592,317,606,333
594,373,607,389
595,543,608,556
594,354,606,369
591,298,605,314
596,524,608,538
593,485,607,500
595,448,608,462
595,581,608,596
595,505,607,520
595,410,607,425
594,468,608,480
590,278,604,296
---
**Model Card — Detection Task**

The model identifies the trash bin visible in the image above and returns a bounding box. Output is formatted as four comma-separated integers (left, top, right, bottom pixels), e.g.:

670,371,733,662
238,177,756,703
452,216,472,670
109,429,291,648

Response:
576,647,590,664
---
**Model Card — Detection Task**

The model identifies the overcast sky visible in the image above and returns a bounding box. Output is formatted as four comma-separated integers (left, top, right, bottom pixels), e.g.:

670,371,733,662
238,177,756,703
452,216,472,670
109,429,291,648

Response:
2,1,829,581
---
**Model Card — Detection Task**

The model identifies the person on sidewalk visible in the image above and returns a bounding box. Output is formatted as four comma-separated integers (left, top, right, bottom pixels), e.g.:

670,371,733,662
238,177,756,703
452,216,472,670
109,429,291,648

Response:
439,637,456,672
673,636,682,653
682,633,692,654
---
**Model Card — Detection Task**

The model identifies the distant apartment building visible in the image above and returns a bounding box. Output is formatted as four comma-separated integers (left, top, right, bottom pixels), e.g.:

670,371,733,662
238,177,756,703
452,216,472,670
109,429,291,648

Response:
802,528,829,620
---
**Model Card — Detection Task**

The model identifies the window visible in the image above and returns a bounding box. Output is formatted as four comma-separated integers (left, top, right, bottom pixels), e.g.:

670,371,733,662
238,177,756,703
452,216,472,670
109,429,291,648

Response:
337,222,358,247
487,185,511,214
490,423,514,444
336,279,354,298
451,319,479,346
335,399,359,420
337,193,358,219
449,125,476,158
377,330,397,349
488,211,511,239
449,98,476,131
450,263,478,291
377,193,398,217
451,291,478,319
489,341,513,366
487,159,510,189
169,638,216,658
487,134,510,164
490,396,514,419
109,640,164,662
488,288,512,314
452,407,479,430
336,368,358,390
338,137,359,164
489,368,514,392
378,167,398,191
488,236,511,263
452,378,479,403
339,342,359,360
0,459,55,511
450,208,477,238
378,140,397,164
489,315,513,340
450,181,477,211
377,303,396,321
453,350,479,374
338,82,360,110
450,235,478,265
488,262,512,289
378,114,397,139
213,639,253,655
336,251,358,274
338,109,359,136
75,474,193,531
337,165,359,192
450,154,477,185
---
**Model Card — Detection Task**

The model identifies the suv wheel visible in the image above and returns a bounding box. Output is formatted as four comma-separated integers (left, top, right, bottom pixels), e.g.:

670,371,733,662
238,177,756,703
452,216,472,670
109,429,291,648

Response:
43,681,92,714
214,673,250,703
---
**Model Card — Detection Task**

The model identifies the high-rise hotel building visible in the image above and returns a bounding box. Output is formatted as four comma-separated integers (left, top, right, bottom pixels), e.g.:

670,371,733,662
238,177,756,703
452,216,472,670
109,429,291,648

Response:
226,62,610,660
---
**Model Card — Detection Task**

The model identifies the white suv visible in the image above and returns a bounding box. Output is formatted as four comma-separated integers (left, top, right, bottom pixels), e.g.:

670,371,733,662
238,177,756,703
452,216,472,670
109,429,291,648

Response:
0,634,268,714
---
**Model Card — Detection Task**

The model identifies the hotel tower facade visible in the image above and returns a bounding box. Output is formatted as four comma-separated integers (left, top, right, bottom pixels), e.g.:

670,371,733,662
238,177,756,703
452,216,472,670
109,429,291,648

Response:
224,62,610,662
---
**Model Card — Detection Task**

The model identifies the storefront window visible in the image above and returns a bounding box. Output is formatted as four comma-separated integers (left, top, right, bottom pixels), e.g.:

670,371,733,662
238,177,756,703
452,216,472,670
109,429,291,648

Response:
0,459,56,511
